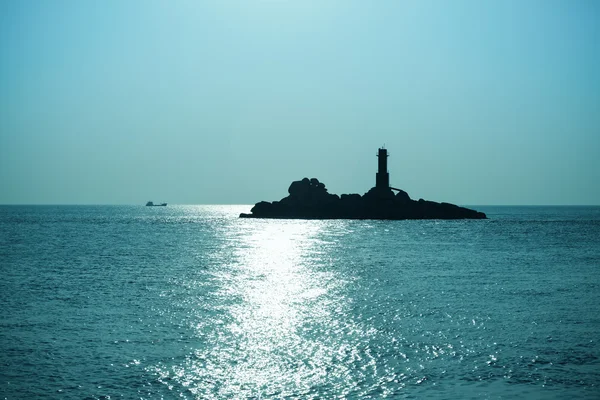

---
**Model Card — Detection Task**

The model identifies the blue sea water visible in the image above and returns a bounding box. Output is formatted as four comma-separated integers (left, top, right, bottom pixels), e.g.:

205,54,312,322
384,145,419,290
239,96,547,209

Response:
1,205,599,399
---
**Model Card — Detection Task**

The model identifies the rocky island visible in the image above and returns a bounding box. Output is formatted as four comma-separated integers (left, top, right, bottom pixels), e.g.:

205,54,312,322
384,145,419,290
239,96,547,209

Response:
240,148,486,220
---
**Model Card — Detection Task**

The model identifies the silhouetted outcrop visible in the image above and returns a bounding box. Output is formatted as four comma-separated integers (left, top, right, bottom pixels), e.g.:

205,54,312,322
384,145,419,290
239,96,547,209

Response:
239,147,487,220
239,178,486,220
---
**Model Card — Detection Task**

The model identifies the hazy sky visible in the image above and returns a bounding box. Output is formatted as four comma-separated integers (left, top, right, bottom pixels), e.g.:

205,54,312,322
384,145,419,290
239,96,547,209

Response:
1,1,599,205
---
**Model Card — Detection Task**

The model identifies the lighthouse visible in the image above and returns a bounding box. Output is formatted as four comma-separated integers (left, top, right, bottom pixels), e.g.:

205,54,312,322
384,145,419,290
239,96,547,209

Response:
376,147,389,189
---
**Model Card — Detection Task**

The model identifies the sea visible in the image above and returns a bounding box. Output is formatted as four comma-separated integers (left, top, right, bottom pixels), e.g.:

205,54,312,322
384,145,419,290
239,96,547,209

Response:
1,205,599,399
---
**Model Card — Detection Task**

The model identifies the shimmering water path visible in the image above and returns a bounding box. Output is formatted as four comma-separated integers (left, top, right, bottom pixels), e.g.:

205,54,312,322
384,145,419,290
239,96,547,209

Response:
1,206,599,399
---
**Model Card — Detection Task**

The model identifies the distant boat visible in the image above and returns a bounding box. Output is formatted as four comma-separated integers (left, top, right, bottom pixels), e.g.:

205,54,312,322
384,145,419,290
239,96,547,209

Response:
146,201,167,207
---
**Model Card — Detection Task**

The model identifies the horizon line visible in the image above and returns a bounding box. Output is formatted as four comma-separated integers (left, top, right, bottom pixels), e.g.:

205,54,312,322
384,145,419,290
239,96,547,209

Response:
1,203,599,207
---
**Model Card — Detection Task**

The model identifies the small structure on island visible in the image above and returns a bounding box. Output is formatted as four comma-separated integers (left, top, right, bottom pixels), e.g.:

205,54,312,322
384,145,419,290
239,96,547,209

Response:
239,148,486,220
376,147,390,190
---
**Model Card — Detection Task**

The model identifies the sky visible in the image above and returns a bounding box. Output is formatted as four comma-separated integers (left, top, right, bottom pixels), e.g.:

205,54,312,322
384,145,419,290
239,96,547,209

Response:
1,0,599,205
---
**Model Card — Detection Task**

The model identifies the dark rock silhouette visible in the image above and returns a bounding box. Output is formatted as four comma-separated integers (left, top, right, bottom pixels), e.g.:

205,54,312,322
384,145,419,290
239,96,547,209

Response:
240,148,486,220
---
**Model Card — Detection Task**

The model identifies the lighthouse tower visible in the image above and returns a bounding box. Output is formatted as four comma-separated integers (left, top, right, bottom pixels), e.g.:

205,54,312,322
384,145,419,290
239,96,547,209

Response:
376,147,389,189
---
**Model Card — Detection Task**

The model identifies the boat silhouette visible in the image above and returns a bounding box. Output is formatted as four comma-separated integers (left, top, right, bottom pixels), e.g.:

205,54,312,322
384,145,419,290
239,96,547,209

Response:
146,201,167,207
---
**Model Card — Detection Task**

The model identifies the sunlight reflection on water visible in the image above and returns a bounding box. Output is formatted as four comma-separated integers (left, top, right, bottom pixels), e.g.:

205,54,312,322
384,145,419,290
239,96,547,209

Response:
155,217,365,398
223,221,333,396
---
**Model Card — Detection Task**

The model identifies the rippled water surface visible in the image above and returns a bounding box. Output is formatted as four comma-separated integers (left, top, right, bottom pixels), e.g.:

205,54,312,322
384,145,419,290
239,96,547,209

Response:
1,205,599,399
